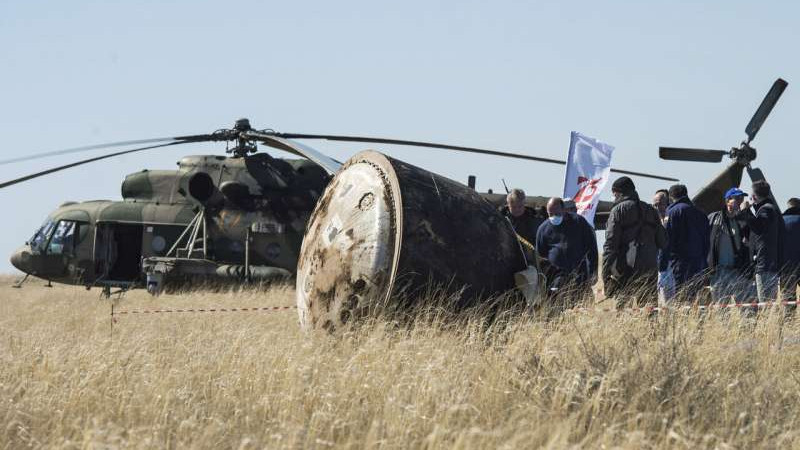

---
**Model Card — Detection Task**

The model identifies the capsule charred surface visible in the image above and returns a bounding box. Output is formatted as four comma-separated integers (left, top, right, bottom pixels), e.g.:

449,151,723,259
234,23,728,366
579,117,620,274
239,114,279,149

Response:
296,151,526,330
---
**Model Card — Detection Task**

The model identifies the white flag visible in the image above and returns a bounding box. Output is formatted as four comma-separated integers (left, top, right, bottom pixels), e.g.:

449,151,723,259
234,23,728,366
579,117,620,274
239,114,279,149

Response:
562,132,615,227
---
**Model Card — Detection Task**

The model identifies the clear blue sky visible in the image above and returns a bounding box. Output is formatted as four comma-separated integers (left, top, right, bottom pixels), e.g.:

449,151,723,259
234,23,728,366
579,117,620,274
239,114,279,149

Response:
1,0,798,273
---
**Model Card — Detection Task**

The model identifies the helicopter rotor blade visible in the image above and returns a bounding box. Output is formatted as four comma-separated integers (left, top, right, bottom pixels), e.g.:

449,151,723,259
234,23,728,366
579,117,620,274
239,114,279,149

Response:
246,131,342,175
0,141,186,190
606,167,678,181
745,78,788,144
745,165,780,205
0,133,220,166
659,146,728,163
746,165,767,184
276,133,678,181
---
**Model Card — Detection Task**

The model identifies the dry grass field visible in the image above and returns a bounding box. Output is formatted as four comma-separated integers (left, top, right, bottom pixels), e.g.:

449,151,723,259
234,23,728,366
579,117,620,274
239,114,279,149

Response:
3,275,800,449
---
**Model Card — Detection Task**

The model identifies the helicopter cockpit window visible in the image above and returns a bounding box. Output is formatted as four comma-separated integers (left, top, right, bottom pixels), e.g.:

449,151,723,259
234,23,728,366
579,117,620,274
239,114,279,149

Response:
29,218,56,253
47,221,80,255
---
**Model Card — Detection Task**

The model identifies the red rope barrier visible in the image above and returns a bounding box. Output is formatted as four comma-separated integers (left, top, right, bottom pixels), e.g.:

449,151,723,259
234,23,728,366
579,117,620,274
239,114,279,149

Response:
573,299,799,314
114,305,297,315
111,305,297,327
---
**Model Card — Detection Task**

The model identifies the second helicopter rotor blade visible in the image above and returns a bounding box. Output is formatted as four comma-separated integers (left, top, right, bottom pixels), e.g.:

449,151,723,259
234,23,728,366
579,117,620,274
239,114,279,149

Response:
659,146,728,163
0,133,228,166
746,165,767,184
277,133,678,181
276,132,568,164
745,78,788,144
606,167,677,181
246,131,343,175
745,165,780,206
0,137,178,165
0,141,186,190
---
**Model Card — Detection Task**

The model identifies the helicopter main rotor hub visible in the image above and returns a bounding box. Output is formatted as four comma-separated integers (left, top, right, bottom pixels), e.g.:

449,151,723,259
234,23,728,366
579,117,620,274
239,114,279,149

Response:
731,143,757,165
228,117,258,158
233,118,252,132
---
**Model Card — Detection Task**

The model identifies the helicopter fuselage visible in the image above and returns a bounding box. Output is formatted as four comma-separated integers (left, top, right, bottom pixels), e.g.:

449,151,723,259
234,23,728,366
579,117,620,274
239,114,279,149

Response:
10,153,328,289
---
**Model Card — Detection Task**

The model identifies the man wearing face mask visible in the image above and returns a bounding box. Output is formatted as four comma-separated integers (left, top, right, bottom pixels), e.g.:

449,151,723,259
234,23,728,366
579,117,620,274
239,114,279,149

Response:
535,197,598,305
707,188,752,303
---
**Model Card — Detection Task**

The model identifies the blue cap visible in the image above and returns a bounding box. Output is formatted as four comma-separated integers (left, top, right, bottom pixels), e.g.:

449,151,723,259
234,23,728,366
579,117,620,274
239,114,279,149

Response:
724,187,748,200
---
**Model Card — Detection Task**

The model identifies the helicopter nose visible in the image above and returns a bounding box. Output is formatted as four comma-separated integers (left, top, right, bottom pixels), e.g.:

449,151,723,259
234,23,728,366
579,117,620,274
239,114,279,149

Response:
10,246,31,274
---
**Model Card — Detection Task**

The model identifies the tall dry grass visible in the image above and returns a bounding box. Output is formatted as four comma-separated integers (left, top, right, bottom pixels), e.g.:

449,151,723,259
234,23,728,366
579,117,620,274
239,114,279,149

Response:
2,275,800,449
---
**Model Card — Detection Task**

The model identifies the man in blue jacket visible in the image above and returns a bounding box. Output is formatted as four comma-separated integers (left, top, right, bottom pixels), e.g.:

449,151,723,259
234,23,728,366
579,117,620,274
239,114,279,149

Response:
782,198,800,302
665,184,710,300
536,197,598,307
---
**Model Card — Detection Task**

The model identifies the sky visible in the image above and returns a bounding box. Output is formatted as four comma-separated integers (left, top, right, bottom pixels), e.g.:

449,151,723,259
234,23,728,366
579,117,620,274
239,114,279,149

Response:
1,0,798,273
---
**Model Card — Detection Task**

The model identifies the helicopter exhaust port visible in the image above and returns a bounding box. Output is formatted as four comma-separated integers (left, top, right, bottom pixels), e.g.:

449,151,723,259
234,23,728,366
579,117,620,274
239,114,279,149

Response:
187,172,215,203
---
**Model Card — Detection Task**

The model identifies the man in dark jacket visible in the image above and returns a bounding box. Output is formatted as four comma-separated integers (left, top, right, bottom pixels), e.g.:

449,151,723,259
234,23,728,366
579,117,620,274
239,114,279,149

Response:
536,197,598,306
739,180,785,302
782,198,800,302
664,184,710,300
500,188,545,262
707,187,752,303
602,177,667,306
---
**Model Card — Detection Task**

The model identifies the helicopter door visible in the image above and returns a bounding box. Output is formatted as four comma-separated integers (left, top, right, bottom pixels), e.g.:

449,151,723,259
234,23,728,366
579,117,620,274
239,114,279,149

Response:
94,223,144,282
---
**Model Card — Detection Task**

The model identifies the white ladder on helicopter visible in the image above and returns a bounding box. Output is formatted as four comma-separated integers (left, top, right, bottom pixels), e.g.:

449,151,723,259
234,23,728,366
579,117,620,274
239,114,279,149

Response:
166,209,208,259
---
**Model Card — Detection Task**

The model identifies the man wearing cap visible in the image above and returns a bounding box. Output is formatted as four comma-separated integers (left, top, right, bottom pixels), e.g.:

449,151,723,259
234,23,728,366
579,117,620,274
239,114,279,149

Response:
664,184,710,300
602,176,667,306
739,180,785,302
707,188,752,303
782,198,800,305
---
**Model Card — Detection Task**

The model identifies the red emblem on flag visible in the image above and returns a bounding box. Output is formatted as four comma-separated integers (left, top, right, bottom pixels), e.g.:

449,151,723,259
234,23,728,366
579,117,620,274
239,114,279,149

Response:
573,176,602,204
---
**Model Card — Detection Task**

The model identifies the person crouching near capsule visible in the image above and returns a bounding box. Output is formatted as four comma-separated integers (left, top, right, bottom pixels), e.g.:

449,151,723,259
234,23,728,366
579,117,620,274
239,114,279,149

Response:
707,187,753,305
535,197,598,311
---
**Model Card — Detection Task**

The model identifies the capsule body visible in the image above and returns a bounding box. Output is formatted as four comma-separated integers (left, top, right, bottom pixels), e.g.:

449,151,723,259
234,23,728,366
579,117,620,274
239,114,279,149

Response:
296,151,526,330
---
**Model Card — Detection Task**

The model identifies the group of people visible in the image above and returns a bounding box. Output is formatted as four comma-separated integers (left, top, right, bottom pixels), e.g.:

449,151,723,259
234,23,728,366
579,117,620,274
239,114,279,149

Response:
501,177,800,309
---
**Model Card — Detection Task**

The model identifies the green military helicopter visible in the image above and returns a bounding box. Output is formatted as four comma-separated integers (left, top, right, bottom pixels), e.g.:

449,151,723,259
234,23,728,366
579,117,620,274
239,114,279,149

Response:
4,118,675,295
5,119,340,294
